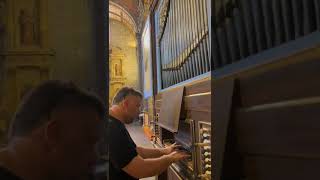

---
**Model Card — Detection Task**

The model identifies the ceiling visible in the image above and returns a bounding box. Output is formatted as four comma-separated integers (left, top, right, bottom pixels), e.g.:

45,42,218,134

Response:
109,0,153,33
110,0,140,22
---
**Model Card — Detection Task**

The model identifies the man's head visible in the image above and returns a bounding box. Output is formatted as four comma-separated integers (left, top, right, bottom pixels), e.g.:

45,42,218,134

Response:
112,87,142,124
8,80,106,178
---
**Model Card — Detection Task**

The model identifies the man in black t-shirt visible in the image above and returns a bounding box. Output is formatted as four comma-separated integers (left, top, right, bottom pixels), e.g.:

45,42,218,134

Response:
108,115,138,180
108,87,189,179
0,80,106,179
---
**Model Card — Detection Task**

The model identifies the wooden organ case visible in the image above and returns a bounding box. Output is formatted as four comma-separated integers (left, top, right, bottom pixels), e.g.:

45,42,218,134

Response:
148,0,212,179
211,0,320,180
147,0,320,179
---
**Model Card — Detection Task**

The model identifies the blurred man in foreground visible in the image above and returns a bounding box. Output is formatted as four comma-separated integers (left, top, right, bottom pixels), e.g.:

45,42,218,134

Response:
0,80,106,180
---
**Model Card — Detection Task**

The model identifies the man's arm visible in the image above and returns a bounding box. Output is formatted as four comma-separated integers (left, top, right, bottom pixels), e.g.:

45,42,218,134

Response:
136,143,180,159
136,146,163,158
122,151,189,179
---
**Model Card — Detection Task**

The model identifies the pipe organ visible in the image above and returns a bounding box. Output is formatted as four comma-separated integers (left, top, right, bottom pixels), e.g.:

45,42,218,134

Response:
155,0,319,89
155,0,211,88
152,0,212,179
212,0,320,68
146,0,319,180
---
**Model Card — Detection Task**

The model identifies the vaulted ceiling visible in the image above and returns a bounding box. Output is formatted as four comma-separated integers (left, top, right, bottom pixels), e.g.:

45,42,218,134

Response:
109,0,153,33
110,0,140,24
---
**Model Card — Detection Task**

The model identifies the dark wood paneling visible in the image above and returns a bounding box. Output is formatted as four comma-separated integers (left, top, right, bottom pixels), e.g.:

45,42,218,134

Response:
155,94,211,114
184,79,211,96
156,78,211,99
156,109,210,122
155,78,211,113
242,156,320,180
184,94,211,112
234,101,320,158
239,58,320,107
220,46,320,180
187,110,211,123
212,78,235,180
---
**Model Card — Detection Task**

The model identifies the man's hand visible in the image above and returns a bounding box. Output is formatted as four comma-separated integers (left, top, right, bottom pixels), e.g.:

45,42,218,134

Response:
166,151,190,163
162,143,180,155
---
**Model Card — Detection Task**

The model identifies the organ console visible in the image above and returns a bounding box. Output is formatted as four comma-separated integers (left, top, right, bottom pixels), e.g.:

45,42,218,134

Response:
151,79,211,180
153,111,212,180
197,122,211,179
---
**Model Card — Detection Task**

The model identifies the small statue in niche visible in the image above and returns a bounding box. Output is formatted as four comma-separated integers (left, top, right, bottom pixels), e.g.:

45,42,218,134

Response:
19,9,36,46
115,63,122,76
119,64,122,76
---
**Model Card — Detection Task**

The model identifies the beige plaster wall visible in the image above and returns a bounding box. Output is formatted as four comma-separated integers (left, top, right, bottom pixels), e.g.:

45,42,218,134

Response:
109,19,140,92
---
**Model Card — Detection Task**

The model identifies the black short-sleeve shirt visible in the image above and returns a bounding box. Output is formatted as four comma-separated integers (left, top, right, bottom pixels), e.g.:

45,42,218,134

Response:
108,116,138,180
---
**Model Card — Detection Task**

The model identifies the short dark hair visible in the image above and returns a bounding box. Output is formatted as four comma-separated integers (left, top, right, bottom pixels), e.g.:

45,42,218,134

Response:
112,87,142,105
8,80,105,139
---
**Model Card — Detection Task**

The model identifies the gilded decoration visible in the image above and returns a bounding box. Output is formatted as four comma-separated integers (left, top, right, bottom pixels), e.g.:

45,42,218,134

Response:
109,47,126,106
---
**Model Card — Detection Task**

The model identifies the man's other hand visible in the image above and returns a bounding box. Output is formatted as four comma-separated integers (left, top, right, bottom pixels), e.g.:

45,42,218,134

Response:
162,143,181,155
166,151,190,163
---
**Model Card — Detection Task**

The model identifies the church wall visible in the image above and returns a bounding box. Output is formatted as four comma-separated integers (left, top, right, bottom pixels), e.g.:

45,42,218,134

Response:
47,0,97,89
109,19,140,94
0,0,107,142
